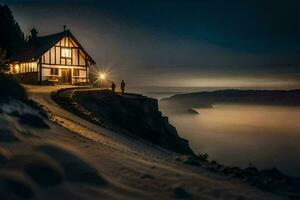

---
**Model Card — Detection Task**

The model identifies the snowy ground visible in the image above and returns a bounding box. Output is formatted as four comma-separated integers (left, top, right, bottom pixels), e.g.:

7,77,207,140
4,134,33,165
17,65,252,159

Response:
14,85,283,199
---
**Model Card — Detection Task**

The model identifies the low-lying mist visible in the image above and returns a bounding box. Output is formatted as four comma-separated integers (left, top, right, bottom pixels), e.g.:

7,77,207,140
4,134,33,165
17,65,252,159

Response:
160,103,300,177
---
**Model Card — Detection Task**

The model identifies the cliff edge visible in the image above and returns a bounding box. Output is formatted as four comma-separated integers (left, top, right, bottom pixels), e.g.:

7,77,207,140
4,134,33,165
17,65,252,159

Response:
52,89,194,155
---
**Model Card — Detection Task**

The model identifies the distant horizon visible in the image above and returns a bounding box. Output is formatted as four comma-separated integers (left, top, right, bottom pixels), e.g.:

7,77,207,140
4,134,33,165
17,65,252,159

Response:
129,85,300,89
128,80,300,89
127,85,300,96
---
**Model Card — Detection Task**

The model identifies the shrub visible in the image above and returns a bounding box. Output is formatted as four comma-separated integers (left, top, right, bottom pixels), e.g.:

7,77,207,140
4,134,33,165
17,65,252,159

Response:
0,73,27,103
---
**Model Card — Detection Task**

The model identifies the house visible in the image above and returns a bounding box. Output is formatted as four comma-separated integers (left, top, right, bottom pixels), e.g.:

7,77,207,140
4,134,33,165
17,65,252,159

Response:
9,27,96,85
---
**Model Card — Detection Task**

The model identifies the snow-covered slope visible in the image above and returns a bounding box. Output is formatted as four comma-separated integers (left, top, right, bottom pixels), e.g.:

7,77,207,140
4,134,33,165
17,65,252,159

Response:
4,85,281,200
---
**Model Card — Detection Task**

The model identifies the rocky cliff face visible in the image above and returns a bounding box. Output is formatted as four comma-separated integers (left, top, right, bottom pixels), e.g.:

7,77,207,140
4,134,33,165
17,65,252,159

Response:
69,90,194,155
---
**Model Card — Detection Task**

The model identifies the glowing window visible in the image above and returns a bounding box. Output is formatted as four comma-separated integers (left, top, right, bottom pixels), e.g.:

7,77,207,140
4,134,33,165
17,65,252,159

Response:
14,64,20,73
61,48,71,58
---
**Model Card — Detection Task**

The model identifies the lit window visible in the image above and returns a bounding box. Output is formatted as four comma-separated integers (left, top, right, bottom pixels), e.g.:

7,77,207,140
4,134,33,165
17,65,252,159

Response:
61,48,71,58
14,64,20,73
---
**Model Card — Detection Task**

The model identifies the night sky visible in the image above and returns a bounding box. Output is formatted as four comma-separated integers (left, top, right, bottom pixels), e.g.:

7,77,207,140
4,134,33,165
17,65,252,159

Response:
3,0,300,88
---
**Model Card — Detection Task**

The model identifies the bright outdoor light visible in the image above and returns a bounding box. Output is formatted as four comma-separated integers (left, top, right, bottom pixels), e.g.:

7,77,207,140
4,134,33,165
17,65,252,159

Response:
99,73,106,80
93,65,113,86
15,64,20,73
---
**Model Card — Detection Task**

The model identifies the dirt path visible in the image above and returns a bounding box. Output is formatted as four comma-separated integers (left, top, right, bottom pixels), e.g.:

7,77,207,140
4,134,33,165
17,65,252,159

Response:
24,85,282,200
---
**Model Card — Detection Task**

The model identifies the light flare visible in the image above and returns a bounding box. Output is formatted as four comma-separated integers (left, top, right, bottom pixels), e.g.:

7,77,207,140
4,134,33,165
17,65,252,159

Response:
99,73,106,80
91,65,114,87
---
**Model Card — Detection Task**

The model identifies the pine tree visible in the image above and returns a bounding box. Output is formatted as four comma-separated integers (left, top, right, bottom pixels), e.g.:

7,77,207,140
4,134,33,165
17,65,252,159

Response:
0,4,26,57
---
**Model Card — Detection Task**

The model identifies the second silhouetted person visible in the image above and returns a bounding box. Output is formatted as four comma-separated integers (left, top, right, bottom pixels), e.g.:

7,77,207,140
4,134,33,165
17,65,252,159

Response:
111,81,116,93
121,80,125,95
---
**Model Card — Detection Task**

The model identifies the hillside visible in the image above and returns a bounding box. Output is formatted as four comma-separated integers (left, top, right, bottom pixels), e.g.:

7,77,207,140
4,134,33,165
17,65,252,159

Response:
0,79,292,199
161,89,300,112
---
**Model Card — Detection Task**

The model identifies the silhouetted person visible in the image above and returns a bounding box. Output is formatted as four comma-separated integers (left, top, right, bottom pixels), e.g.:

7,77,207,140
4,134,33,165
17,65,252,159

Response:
121,80,126,95
111,81,116,93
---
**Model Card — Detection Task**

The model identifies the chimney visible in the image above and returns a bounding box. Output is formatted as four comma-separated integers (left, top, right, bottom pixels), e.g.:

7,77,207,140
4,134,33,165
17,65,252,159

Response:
30,26,38,41
63,25,66,32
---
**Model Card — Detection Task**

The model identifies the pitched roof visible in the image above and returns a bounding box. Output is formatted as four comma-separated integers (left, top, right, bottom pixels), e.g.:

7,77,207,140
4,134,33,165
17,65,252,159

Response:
11,30,96,64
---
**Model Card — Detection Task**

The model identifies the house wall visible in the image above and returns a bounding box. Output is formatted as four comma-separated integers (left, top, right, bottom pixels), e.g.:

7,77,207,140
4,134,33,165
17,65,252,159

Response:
79,69,86,77
42,68,51,78
10,62,38,74
39,36,90,85
41,64,87,84
41,36,87,67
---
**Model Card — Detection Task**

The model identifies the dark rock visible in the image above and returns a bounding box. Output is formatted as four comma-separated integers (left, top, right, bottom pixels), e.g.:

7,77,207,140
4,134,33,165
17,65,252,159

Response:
260,168,287,180
178,155,200,166
230,167,243,178
197,153,208,161
244,166,259,175
19,114,50,129
215,163,225,171
210,160,217,165
243,177,262,187
186,108,199,114
222,166,243,177
206,165,218,172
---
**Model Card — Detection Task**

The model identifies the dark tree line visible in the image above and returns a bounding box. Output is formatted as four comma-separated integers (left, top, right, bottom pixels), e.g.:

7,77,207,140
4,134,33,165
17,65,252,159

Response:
0,4,26,61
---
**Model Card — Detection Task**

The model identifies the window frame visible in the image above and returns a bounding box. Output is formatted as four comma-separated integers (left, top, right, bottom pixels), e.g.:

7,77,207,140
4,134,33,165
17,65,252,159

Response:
50,68,59,76
73,69,80,77
61,47,72,58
